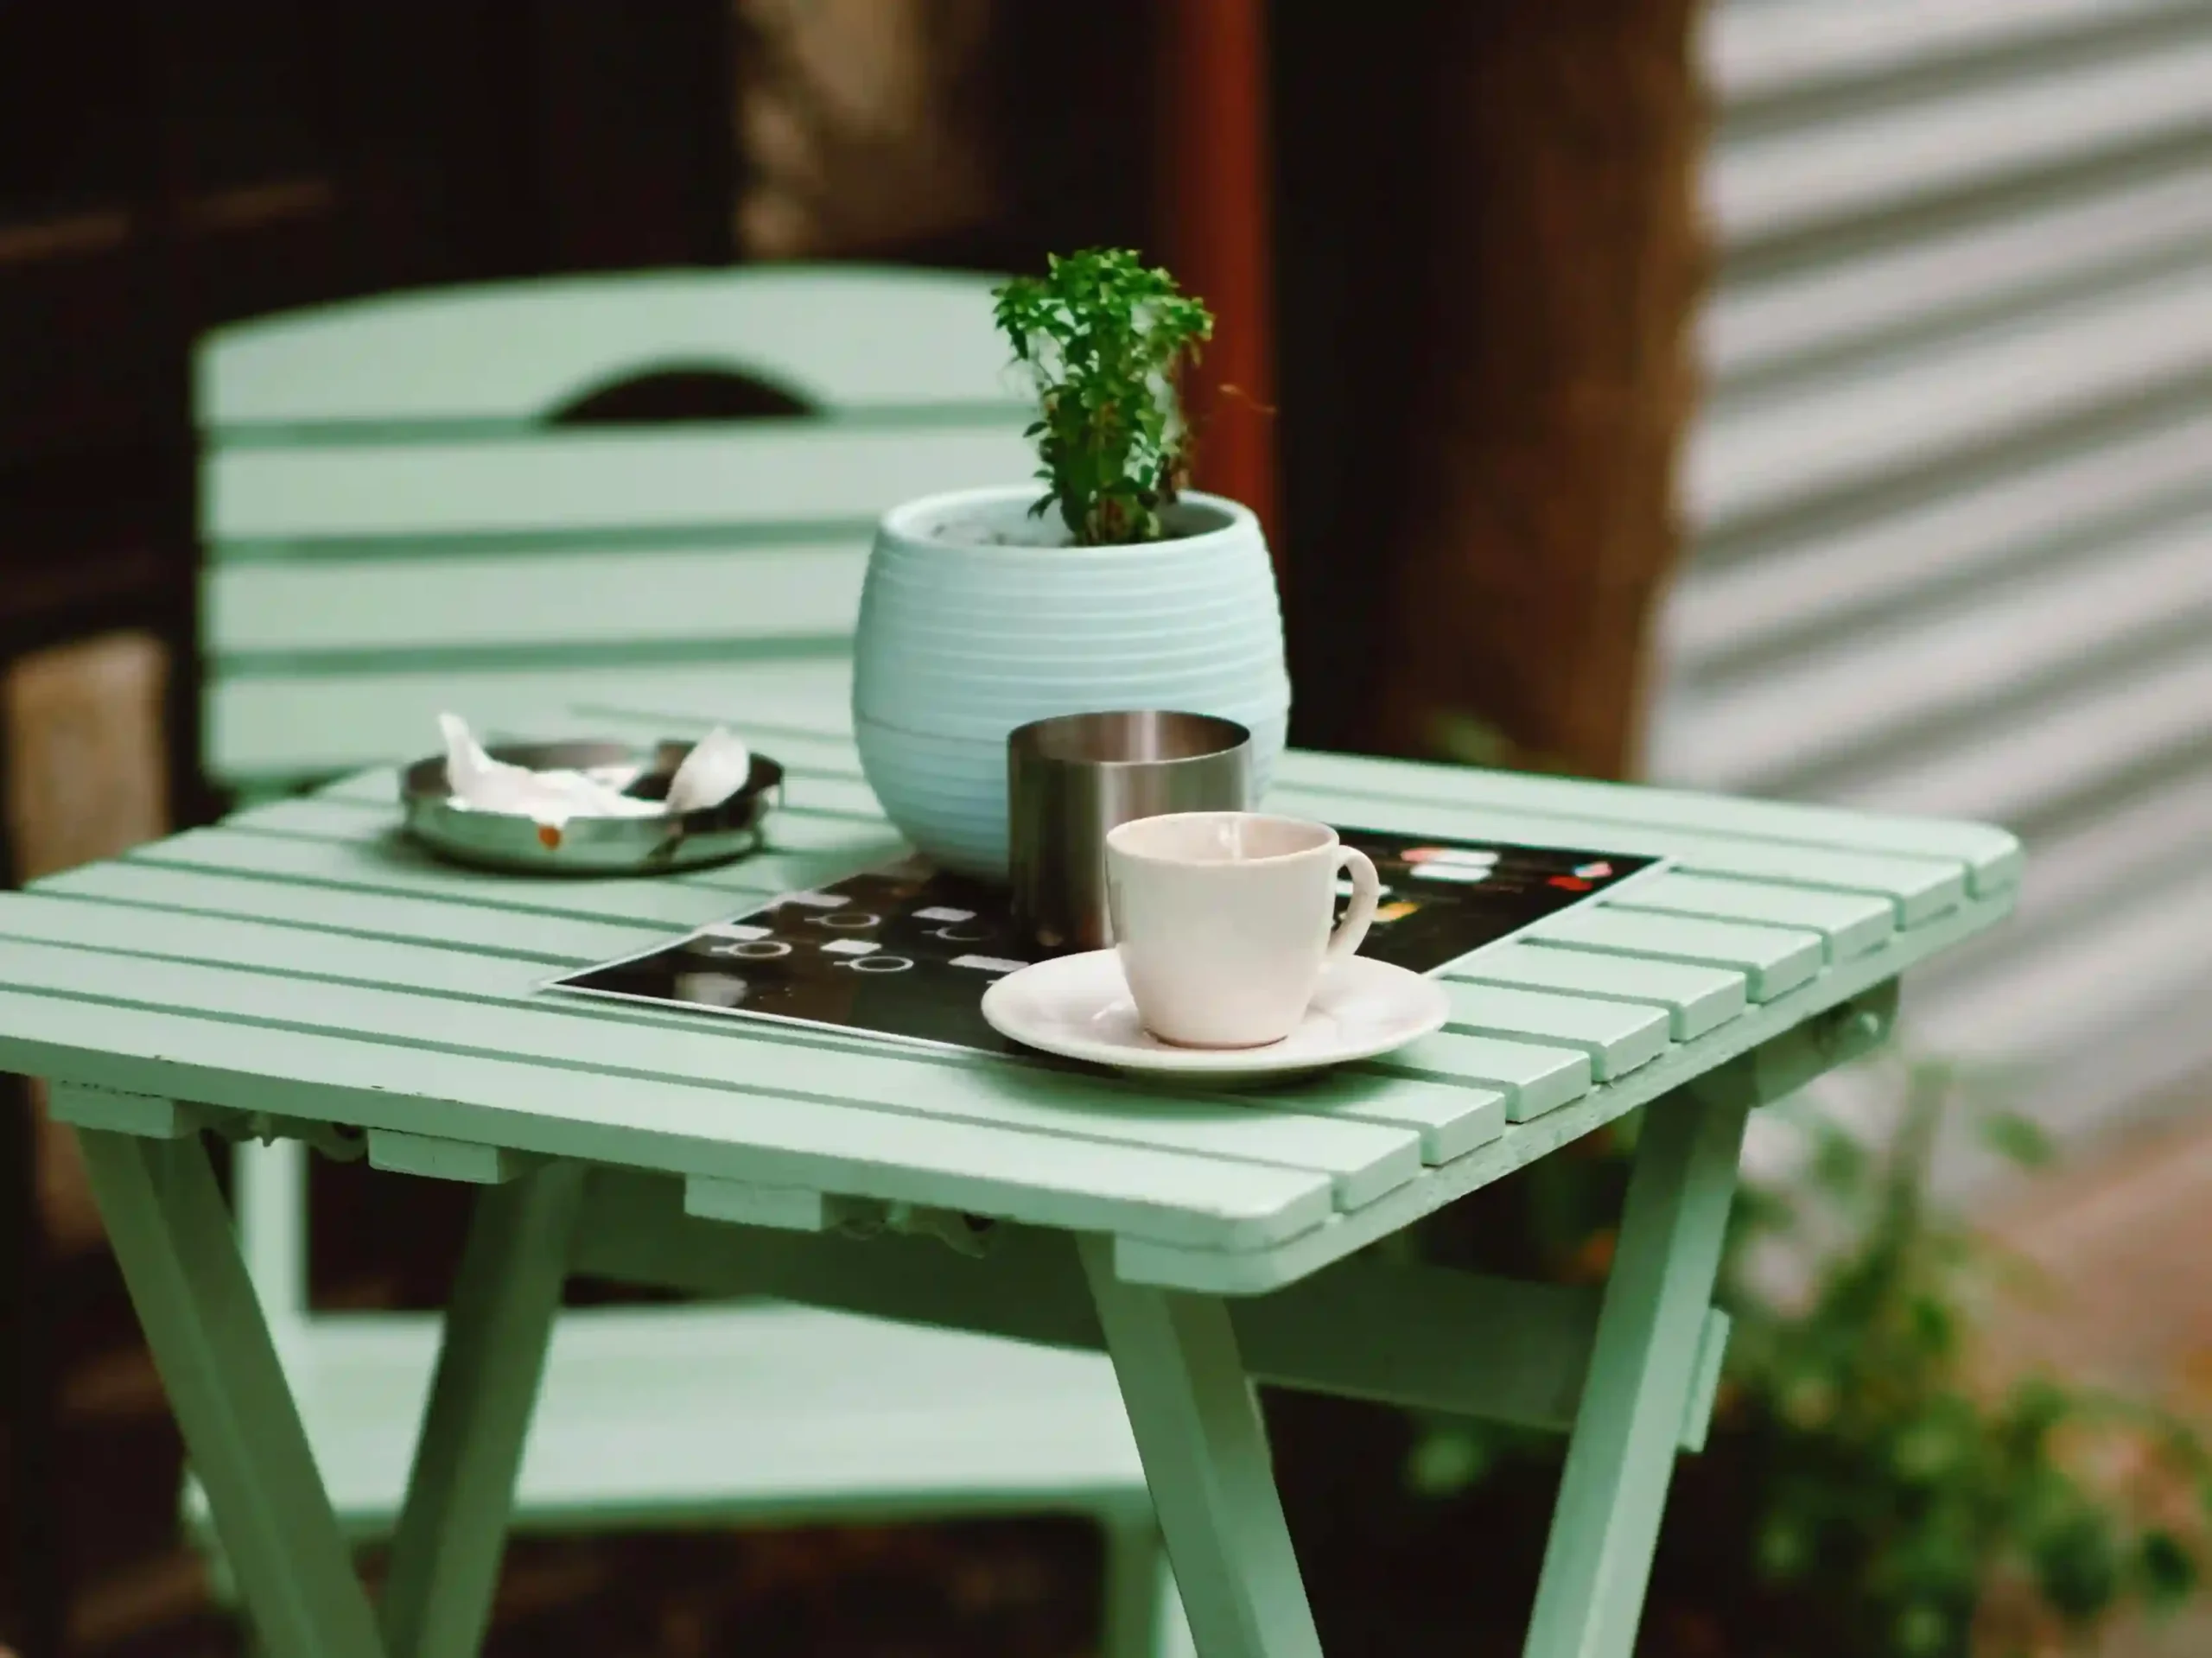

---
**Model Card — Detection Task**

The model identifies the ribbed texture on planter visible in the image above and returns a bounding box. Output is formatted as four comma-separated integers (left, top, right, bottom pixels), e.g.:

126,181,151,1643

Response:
852,486,1291,878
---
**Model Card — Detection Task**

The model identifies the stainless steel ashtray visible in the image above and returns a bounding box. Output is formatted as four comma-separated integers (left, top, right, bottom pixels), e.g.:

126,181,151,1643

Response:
400,739,784,876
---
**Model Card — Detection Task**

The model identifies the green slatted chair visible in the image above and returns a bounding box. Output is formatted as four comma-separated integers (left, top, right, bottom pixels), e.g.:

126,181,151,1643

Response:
188,268,1192,1658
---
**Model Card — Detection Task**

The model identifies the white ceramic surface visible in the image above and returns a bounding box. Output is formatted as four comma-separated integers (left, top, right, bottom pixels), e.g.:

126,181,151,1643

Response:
981,950,1449,1082
852,486,1291,879
1105,812,1381,1047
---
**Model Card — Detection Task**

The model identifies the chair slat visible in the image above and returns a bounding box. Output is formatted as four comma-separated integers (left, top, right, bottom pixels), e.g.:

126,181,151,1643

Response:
206,424,1033,543
207,545,869,657
208,659,857,785
202,268,1027,425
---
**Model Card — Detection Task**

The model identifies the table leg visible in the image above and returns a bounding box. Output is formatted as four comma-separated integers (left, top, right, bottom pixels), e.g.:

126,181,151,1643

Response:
1521,1079,1755,1658
72,1128,385,1658
1080,1236,1323,1658
378,1162,585,1658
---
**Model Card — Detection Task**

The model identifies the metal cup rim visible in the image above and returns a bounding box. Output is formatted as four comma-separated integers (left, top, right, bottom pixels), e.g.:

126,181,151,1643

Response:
1007,709,1252,771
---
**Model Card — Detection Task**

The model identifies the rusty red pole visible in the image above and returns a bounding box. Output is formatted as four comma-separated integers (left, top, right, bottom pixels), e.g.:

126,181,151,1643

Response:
1157,0,1281,565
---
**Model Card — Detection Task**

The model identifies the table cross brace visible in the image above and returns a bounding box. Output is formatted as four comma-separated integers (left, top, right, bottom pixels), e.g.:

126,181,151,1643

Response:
71,1115,580,1658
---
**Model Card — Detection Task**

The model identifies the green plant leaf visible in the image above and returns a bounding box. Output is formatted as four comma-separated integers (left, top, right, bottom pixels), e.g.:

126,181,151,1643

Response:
990,249,1214,546
2139,1530,2197,1607
1757,1515,1812,1581
1893,1601,1951,1655
1980,1110,2056,1168
2035,1511,2124,1622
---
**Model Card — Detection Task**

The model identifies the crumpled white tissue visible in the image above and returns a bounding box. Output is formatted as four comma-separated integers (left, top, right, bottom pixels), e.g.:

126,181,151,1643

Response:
438,713,749,830
662,724,754,815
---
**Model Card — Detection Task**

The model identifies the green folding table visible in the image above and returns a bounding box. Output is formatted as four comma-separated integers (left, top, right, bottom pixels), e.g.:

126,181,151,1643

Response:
0,687,2018,1658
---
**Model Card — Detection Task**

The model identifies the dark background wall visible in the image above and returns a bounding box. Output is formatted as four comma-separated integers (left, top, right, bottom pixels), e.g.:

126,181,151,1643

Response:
0,0,742,829
0,0,1400,791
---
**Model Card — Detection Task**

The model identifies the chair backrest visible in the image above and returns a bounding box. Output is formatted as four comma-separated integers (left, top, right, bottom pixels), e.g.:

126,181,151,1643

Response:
196,265,1031,1326
197,264,1034,794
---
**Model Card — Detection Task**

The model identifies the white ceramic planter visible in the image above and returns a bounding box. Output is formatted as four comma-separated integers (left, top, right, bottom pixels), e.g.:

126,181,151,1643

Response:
852,485,1291,878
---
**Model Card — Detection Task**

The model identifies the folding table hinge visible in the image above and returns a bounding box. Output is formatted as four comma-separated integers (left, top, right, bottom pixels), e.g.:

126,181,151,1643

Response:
1695,980,1903,1114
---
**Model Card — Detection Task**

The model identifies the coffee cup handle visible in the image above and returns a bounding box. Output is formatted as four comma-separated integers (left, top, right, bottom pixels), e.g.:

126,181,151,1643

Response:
1325,847,1382,966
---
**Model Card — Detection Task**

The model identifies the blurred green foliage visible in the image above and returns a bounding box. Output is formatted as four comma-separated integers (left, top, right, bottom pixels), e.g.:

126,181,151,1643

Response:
1404,1062,2212,1656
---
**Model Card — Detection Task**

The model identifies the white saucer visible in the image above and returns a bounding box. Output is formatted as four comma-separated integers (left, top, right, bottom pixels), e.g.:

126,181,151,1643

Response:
981,950,1451,1082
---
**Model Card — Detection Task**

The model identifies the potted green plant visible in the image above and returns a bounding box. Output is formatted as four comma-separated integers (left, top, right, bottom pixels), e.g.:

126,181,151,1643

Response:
851,248,1290,878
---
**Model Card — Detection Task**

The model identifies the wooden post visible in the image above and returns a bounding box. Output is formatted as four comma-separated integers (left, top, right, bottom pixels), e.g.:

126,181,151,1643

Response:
1155,0,1281,558
1373,0,1706,781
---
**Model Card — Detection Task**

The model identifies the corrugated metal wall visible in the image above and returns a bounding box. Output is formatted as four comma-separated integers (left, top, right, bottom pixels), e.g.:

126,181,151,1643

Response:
1654,0,2212,1168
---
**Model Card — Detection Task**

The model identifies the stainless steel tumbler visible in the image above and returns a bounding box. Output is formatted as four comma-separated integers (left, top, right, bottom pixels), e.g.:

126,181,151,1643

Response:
1008,710,1254,951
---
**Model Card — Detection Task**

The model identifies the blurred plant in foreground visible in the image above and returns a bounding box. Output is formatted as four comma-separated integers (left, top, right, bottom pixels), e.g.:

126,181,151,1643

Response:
1405,1060,2212,1657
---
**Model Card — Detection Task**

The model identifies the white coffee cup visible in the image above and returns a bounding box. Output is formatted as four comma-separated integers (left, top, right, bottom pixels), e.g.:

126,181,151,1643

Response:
1103,810,1382,1048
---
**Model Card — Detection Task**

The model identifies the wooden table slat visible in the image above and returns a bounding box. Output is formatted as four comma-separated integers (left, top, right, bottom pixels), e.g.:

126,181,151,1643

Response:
1274,786,1969,924
98,802,1801,1083
120,829,800,927
234,791,906,863
42,860,672,965
1278,751,2022,893
1115,902,1999,1295
229,794,907,899
578,689,2023,891
1533,911,1825,1001
25,867,1510,1165
1435,983,1671,1081
8,1015,1360,1266
0,911,1430,1211
1449,944,1747,1039
297,765,1906,1009
0,987,1337,1252
1361,1032,1594,1122
307,746,1980,925
1608,872,1896,960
